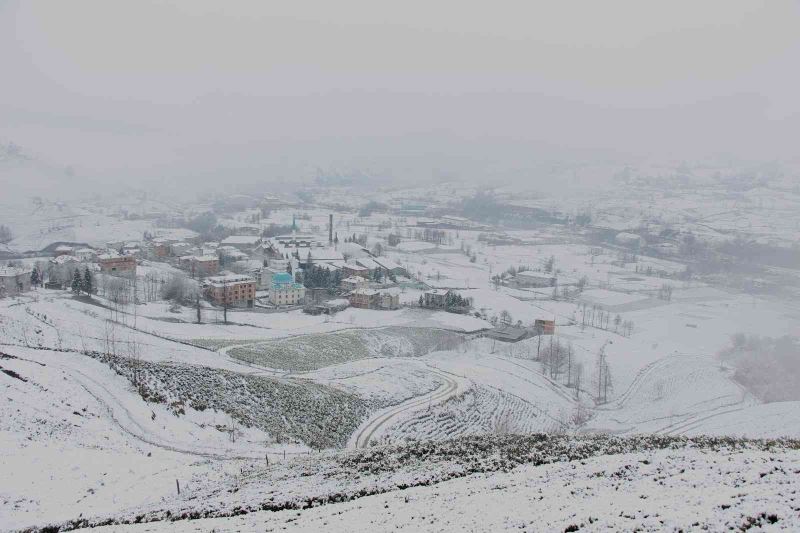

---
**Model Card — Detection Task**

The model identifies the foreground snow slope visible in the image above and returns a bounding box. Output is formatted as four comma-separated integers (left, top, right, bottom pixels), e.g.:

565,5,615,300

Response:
63,436,800,533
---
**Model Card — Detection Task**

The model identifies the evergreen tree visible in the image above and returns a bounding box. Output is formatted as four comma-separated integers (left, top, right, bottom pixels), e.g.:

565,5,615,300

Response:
30,268,40,288
71,269,82,293
82,267,93,296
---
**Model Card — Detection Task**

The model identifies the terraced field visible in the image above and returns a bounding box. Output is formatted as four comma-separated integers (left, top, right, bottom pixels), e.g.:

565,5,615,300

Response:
188,338,268,351
379,385,567,444
228,327,466,371
90,352,370,449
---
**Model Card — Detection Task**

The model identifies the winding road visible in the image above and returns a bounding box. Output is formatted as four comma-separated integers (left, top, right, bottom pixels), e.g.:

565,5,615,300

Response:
349,366,465,448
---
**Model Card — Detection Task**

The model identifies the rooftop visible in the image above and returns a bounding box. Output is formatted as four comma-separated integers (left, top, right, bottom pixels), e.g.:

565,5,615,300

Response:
355,258,381,270
271,271,304,290
516,271,554,279
51,255,80,264
485,326,529,342
373,257,404,271
98,253,132,261
351,288,379,296
425,288,450,295
221,235,262,245
205,274,255,287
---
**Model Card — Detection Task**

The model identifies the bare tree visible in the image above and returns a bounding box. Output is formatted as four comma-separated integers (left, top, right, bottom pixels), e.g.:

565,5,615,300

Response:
195,292,202,324
594,343,608,404
129,332,142,388
573,362,584,400
566,342,573,387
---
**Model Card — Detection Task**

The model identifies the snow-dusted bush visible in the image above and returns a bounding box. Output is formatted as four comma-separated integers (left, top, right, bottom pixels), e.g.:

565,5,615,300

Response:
86,352,370,448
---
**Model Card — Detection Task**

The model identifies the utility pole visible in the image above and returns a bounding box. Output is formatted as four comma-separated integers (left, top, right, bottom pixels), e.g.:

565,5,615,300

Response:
133,272,137,329
222,278,229,324
196,293,202,324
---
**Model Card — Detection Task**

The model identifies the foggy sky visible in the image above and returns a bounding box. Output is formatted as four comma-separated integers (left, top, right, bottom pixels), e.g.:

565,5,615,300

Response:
1,0,799,193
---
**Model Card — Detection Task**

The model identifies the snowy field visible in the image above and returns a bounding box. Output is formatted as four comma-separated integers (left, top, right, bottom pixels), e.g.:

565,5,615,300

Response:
95,446,800,532
3,181,800,531
22,434,800,532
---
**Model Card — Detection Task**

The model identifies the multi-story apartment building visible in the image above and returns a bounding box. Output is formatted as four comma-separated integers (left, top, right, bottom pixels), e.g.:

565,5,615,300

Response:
204,274,256,308
98,254,136,276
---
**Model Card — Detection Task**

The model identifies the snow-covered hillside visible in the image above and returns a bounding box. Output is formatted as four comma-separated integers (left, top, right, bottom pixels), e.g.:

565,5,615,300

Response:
23,434,800,532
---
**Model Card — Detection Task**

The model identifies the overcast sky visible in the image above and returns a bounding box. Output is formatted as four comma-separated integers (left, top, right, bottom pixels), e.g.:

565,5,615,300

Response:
1,0,799,192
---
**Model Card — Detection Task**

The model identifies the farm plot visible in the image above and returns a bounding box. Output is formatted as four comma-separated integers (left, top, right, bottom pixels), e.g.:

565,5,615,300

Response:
90,353,370,449
379,385,564,444
228,327,466,371
307,358,445,406
589,355,756,435
188,338,267,351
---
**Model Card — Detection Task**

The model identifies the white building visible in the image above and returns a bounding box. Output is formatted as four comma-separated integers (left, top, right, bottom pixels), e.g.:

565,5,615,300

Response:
75,248,97,262
269,272,306,306
340,275,368,292
259,266,284,291
0,266,32,296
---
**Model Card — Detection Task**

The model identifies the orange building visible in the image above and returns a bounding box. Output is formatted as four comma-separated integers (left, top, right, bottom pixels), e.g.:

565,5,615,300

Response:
534,319,556,335
204,274,256,308
98,254,136,276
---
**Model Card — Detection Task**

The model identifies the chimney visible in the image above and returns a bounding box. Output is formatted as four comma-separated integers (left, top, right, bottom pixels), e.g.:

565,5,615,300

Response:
329,214,333,244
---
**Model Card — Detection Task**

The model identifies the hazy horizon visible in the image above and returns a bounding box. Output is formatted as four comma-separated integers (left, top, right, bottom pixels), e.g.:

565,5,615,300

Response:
2,0,799,197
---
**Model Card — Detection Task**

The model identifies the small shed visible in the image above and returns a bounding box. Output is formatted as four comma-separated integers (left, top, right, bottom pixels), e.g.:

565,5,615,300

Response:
485,326,529,343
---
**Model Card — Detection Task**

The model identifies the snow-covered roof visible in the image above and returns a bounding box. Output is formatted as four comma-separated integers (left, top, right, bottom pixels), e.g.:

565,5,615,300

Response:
51,255,80,264
313,261,342,272
373,257,404,271
351,288,379,296
516,271,554,279
339,242,370,258
205,274,255,287
221,235,262,245
355,258,380,270
343,263,369,271
218,247,248,258
341,276,367,284
273,234,316,241
181,255,218,262
233,259,263,271
97,253,129,261
425,288,450,296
